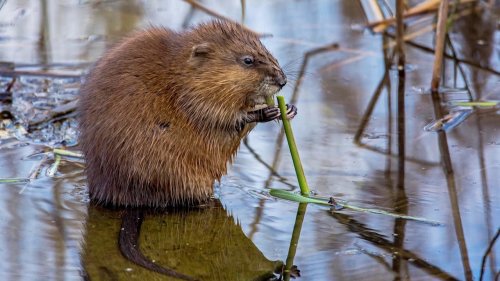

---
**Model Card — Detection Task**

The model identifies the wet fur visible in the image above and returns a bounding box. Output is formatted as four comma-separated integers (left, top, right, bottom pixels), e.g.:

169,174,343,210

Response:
79,21,286,207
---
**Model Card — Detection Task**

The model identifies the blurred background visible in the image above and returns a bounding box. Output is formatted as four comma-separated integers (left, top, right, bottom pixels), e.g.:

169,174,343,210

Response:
0,0,499,280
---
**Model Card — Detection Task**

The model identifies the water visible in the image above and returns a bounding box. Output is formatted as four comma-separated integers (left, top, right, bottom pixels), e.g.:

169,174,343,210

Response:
0,1,499,280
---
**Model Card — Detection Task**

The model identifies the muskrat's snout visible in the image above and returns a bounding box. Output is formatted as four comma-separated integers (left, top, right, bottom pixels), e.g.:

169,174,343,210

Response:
275,71,287,89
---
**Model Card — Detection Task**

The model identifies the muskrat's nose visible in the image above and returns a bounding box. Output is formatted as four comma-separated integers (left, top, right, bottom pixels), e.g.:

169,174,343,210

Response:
275,73,287,89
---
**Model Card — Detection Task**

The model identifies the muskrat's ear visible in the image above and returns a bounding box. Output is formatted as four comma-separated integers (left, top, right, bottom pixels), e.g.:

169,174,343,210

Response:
191,43,213,58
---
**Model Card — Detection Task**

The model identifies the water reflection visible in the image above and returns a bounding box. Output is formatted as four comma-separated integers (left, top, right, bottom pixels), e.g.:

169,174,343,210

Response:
82,201,282,281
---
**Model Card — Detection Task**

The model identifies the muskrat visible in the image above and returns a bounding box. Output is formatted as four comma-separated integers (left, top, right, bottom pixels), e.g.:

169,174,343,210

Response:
78,20,297,208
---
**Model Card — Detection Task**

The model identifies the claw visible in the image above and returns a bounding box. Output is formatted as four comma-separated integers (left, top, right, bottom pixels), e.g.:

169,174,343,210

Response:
247,104,298,123
285,104,298,120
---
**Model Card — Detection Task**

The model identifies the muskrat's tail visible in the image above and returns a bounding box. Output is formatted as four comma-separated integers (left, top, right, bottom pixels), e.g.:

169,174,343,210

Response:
119,209,199,281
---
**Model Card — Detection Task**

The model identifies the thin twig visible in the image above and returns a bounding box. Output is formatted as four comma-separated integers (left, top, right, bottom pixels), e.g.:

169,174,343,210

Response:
182,0,258,35
242,138,295,188
0,69,81,79
5,77,16,92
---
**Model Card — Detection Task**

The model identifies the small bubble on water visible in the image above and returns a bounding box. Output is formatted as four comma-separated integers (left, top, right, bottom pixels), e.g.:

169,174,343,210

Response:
125,268,133,272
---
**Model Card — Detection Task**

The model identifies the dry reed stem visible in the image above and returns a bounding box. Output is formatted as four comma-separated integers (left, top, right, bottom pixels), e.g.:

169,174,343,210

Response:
431,0,450,91
369,0,476,32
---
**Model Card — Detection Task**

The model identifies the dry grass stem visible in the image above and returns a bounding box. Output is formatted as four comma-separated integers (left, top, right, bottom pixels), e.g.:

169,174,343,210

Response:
431,0,450,91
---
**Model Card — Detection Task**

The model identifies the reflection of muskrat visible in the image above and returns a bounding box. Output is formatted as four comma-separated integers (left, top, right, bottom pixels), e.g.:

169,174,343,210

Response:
79,20,297,208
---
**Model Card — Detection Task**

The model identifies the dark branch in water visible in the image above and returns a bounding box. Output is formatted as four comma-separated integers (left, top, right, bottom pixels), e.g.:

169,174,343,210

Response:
5,77,16,92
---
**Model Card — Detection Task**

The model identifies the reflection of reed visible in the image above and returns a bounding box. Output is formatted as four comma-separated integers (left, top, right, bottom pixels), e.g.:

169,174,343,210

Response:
395,0,405,189
383,35,393,179
431,94,474,277
429,2,473,280
353,70,389,144
328,211,459,280
393,2,409,279
52,180,68,280
352,47,438,167
283,203,307,281
445,31,498,277
243,138,295,189
454,10,497,276
248,198,265,240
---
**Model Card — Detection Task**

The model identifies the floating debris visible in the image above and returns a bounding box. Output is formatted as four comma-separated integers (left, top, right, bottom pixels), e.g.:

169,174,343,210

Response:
450,101,499,107
424,109,473,132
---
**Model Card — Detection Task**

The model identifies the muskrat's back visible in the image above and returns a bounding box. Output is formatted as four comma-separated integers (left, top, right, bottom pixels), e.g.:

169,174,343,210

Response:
79,21,291,207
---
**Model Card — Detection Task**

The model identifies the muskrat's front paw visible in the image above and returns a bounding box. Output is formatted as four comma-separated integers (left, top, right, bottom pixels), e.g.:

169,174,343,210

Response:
249,104,298,123
248,106,280,123
286,104,297,120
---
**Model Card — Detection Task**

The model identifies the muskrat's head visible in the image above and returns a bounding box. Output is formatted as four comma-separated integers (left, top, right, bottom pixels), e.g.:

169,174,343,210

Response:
186,20,286,118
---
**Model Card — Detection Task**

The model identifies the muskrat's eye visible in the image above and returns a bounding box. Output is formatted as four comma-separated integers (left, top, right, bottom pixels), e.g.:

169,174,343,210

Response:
242,56,255,66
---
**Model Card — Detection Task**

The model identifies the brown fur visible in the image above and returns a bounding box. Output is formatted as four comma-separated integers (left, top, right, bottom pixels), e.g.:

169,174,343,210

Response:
78,20,287,207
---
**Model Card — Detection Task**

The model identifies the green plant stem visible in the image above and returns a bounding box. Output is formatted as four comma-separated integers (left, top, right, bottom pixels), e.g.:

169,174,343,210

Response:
53,148,83,158
270,189,441,225
265,95,275,107
0,178,30,184
452,101,498,107
270,189,329,205
277,96,310,195
47,154,61,177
